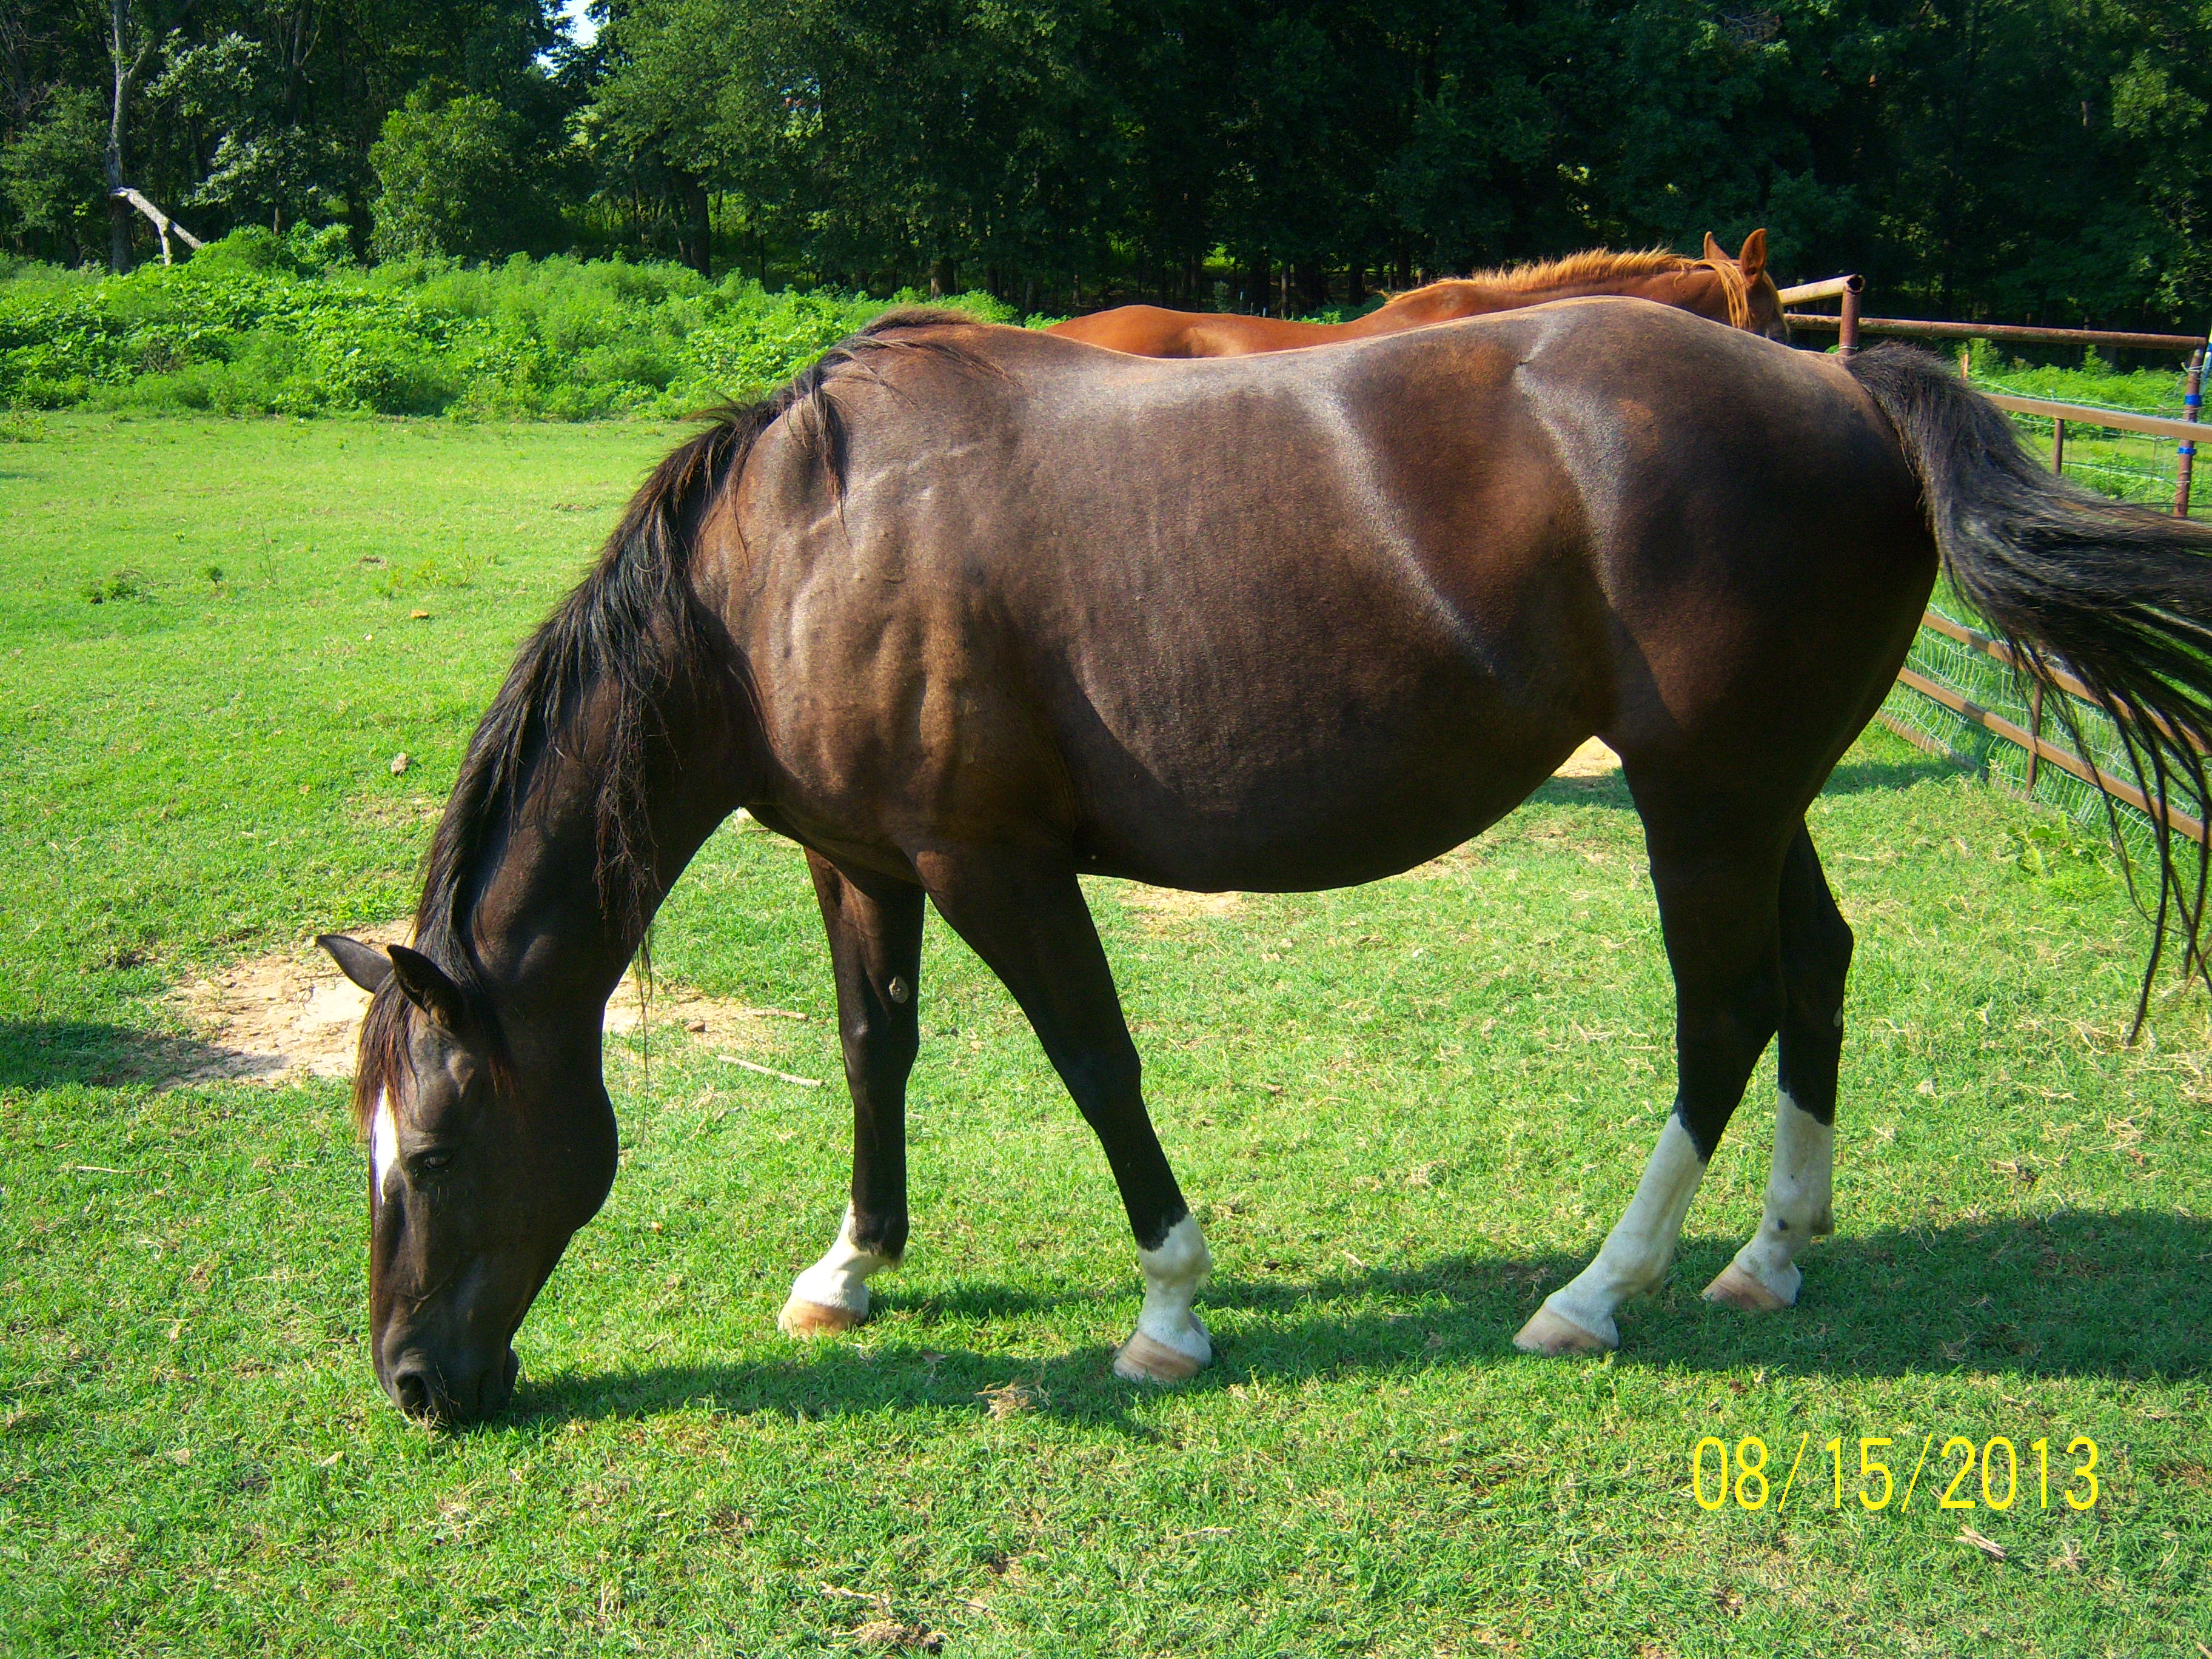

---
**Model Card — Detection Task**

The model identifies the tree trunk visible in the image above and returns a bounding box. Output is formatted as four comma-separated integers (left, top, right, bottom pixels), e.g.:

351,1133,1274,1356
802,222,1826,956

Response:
930,256,955,298
1348,264,1367,306
1246,253,1272,315
681,175,712,277
104,0,200,273
106,1,133,273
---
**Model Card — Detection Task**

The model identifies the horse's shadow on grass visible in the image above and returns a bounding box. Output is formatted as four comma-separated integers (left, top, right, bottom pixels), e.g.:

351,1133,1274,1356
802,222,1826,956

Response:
1530,749,1969,815
508,1209,2208,1435
0,1018,273,1090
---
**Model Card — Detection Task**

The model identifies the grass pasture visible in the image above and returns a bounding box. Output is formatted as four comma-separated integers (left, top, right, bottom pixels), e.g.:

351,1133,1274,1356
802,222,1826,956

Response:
4,414,2211,1656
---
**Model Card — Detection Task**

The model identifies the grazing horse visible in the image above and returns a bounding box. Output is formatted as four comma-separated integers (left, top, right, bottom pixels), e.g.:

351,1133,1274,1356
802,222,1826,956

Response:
1046,232,1785,355
321,300,2212,1424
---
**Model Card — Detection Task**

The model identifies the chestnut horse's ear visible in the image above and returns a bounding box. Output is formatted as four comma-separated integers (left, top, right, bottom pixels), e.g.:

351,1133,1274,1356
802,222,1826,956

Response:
1703,231,1728,265
385,944,470,1034
1737,229,1768,281
318,933,392,995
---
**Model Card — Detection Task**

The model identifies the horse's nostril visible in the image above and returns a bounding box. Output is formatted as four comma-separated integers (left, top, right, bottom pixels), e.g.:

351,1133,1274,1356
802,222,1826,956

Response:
392,1368,431,1418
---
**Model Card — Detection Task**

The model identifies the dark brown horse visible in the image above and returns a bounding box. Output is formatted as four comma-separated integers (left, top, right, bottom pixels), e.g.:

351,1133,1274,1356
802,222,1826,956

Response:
1047,232,1785,355
321,300,2212,1423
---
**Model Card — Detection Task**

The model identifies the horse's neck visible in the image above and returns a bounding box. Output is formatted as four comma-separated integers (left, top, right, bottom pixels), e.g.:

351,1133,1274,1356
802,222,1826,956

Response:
1371,269,1716,327
1570,269,1722,316
464,713,746,1010
1358,286,1516,329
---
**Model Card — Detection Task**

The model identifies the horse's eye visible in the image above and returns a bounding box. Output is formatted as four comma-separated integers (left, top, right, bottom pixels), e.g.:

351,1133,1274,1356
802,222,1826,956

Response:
415,1149,455,1175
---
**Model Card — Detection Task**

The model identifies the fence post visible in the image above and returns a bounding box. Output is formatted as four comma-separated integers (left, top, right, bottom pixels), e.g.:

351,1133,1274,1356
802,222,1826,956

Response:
2052,418,2066,476
1838,280,1862,358
2176,346,2205,517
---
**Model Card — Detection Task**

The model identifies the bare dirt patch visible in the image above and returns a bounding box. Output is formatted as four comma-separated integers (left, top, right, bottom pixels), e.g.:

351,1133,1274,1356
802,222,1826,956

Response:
1108,882,1243,931
163,920,415,1083
1554,738,1622,778
163,924,805,1085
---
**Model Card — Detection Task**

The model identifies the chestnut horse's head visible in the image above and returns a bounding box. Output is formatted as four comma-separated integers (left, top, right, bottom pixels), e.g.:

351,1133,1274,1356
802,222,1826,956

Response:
1701,229,1787,341
318,932,618,1424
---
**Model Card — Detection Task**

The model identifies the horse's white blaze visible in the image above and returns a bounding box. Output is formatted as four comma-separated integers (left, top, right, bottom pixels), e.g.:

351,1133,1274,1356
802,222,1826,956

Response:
370,1089,400,1197
1536,1114,1708,1348
788,1205,895,1316
1723,1090,1834,1304
1133,1214,1213,1364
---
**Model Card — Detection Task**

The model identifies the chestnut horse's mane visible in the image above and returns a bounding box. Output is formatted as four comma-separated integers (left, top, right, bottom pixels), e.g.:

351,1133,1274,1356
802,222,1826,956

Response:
1399,247,1755,329
350,309,988,1130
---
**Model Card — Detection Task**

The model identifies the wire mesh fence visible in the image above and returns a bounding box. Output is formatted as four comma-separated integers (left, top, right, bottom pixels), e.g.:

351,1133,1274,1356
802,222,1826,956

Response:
1877,604,2173,862
1982,398,2209,511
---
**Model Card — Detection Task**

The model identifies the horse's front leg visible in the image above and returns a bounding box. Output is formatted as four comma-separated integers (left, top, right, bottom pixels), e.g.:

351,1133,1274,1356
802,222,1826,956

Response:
780,851,926,1337
917,845,1212,1384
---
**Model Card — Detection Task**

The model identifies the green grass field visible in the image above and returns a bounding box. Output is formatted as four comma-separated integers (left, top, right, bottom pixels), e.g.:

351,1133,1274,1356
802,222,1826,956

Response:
4,414,2209,1657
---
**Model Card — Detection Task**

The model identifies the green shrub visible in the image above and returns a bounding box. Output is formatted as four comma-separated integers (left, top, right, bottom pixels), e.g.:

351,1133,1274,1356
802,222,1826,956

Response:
82,569,148,603
1963,338,2196,413
0,243,1036,420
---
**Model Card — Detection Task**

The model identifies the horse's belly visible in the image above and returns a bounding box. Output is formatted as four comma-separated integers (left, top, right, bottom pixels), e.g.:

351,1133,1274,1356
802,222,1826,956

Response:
1064,705,1582,892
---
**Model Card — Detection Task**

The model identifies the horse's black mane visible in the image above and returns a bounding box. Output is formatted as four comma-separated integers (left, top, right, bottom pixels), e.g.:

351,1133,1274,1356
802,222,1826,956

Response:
353,308,988,1127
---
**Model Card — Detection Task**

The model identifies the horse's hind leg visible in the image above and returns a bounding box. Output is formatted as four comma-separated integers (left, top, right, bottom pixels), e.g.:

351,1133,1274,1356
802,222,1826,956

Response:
1704,824,1852,1312
914,845,1209,1384
780,851,926,1337
1516,796,1791,1355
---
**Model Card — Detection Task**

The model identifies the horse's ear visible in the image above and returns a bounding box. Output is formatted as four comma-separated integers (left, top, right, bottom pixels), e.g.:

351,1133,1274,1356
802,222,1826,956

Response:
1737,229,1768,281
1702,231,1727,265
318,933,392,995
385,944,469,1034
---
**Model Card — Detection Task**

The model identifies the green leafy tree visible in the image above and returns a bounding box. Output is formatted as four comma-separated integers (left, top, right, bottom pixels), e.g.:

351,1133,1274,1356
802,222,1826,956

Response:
153,32,343,232
368,89,560,260
1,84,108,261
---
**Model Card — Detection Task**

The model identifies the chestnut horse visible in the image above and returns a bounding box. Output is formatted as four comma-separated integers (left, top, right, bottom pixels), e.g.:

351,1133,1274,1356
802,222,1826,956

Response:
1047,232,1784,355
321,302,2212,1423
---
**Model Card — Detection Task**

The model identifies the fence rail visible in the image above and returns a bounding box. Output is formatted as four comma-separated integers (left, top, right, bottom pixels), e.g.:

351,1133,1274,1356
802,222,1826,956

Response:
1785,313,2207,353
1976,391,2210,444
1775,275,1863,306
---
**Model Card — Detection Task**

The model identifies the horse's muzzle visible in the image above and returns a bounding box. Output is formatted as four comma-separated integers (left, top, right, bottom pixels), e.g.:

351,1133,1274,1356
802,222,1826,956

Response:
383,1346,520,1424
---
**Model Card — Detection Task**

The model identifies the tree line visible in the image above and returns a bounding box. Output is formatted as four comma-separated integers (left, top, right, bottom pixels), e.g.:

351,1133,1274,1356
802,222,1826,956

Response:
6,0,2210,327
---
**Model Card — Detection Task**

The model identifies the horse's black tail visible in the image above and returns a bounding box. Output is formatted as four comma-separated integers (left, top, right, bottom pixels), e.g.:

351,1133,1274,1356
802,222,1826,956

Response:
1845,341,2212,1034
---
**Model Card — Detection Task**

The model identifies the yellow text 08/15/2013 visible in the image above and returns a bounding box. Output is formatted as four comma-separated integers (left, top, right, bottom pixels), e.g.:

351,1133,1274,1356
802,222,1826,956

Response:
1689,1432,2099,1514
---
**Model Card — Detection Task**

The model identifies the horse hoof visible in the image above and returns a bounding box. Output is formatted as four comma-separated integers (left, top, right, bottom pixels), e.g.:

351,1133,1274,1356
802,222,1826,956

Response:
779,1295,865,1338
1113,1330,1206,1384
1703,1262,1791,1312
1512,1305,1614,1356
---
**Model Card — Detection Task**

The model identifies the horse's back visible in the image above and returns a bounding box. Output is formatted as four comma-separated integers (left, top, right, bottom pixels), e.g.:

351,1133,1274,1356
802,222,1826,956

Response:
729,304,1935,888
